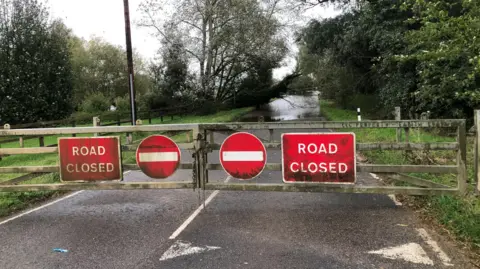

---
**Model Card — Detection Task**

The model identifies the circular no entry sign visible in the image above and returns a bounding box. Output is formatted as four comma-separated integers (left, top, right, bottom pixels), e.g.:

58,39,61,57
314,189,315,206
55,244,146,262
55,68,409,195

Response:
136,135,181,179
219,132,267,180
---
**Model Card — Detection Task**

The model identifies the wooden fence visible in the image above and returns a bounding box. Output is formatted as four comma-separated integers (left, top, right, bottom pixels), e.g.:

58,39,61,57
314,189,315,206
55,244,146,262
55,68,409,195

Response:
0,103,199,149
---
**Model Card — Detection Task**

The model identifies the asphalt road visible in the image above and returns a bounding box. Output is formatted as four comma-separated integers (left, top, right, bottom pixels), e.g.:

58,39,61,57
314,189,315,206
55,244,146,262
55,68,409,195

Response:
0,97,474,269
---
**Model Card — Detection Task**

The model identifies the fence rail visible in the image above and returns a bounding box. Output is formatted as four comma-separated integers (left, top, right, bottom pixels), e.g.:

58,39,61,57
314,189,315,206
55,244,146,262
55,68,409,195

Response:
0,102,198,130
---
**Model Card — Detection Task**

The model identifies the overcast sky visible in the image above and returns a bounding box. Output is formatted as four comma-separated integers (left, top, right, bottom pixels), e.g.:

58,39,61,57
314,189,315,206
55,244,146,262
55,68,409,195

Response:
40,0,341,79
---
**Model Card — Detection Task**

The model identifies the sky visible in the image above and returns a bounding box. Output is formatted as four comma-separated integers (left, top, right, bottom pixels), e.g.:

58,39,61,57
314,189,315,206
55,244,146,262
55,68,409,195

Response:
40,0,341,80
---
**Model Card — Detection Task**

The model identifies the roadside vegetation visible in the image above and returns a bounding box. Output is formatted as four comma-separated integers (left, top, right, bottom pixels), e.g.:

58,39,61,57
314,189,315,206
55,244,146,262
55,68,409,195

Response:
294,0,480,259
321,100,480,257
0,0,300,128
295,0,480,124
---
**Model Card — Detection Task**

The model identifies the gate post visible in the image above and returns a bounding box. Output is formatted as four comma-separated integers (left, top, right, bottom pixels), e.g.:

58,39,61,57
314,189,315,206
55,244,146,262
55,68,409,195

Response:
192,126,206,189
457,120,467,194
475,110,480,193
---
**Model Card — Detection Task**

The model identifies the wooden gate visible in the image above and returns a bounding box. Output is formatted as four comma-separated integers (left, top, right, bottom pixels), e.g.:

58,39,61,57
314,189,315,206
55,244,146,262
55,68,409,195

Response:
0,119,467,196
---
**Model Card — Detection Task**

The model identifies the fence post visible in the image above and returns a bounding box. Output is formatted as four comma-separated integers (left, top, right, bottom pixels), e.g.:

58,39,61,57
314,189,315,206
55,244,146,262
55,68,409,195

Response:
0,124,9,161
457,120,467,195
475,110,480,193
19,136,24,148
72,120,76,137
404,118,411,155
148,110,152,124
395,107,402,142
93,117,100,137
117,114,121,126
39,136,45,147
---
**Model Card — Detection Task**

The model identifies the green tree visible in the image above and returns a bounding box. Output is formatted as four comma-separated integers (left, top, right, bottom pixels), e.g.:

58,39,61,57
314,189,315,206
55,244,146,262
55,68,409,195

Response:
0,0,73,124
299,0,480,120
398,0,480,119
70,36,151,110
139,0,287,107
142,36,194,111
299,0,413,116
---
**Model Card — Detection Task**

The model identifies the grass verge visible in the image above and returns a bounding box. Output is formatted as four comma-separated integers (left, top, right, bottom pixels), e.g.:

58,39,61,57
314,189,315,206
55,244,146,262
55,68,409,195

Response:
0,107,254,218
320,100,480,256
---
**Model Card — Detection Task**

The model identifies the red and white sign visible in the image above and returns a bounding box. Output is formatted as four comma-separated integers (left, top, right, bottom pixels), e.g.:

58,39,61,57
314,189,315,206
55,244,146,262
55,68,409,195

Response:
136,135,181,179
282,133,356,183
58,136,122,182
219,132,267,180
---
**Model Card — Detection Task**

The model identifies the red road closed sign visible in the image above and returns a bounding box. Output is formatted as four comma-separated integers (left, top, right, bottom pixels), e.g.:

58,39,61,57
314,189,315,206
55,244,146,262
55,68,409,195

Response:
58,137,122,182
136,135,181,179
219,132,267,180
282,133,356,183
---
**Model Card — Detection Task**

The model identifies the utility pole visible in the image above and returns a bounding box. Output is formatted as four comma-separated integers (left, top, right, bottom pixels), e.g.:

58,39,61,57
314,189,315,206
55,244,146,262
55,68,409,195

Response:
123,0,136,125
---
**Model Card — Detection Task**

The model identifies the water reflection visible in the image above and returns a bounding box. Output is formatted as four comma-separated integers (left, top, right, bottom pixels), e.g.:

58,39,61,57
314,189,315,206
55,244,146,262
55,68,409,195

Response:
241,92,321,122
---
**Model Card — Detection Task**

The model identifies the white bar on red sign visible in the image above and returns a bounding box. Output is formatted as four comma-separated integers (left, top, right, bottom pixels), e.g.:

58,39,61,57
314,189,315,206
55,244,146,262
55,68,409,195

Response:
138,152,179,162
222,151,264,162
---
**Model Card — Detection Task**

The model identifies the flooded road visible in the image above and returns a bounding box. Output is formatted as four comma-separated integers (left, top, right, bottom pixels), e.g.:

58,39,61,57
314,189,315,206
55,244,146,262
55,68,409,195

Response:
241,92,322,122
0,92,470,269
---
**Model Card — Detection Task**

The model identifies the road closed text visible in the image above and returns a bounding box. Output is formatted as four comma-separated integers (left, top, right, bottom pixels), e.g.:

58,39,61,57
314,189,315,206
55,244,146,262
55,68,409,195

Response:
65,146,115,173
66,162,115,173
58,137,122,182
282,133,356,183
290,162,348,174
289,143,348,174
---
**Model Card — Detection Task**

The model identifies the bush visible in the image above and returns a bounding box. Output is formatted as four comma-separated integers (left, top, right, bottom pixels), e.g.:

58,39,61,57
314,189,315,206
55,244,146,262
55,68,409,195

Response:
69,111,95,124
114,95,131,115
80,92,111,114
316,63,359,108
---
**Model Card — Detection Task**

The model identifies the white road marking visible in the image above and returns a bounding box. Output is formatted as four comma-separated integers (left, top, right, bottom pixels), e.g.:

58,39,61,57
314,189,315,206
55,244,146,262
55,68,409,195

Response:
0,170,132,226
138,152,178,162
416,228,454,267
369,172,402,206
159,240,220,261
388,195,402,206
222,151,264,161
367,243,434,265
0,191,84,226
169,176,232,240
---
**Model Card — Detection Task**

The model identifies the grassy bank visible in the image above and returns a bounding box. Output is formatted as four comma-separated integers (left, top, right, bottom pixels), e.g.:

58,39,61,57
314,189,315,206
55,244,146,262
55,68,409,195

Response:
320,100,480,254
0,107,254,218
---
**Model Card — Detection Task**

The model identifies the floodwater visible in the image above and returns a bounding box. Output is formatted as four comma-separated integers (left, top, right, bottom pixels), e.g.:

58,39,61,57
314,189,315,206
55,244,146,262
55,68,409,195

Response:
241,92,322,122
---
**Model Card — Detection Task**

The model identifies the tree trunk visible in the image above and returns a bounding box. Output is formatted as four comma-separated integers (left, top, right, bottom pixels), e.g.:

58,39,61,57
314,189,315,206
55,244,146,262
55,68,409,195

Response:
200,14,207,99
205,0,214,100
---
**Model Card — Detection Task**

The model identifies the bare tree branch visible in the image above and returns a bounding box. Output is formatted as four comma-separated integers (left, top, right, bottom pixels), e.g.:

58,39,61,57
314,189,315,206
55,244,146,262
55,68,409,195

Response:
138,11,202,62
179,19,203,32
